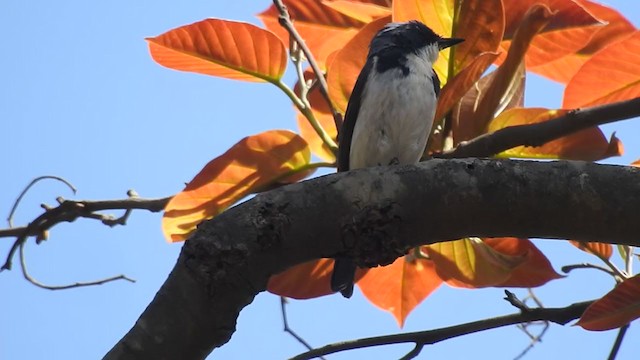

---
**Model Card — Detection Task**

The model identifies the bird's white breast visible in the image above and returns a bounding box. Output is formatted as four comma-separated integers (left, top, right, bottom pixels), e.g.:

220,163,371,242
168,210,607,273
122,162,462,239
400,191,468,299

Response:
349,52,438,170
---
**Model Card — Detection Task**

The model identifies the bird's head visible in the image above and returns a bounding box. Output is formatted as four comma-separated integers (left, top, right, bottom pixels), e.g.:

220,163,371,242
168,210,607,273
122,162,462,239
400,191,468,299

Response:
369,21,464,68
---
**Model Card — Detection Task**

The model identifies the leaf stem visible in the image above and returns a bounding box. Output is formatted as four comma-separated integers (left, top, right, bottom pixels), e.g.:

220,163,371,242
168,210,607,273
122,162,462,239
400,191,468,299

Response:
274,80,338,151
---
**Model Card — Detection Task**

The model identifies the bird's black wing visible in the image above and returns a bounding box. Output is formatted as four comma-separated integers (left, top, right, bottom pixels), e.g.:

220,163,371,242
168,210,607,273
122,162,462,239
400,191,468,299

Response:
337,59,374,172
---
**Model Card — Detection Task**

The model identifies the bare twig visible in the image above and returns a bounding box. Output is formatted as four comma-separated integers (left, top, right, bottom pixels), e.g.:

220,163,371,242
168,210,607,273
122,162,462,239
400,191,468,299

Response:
272,0,343,132
7,175,76,227
290,300,593,360
438,97,640,159
561,263,619,278
19,241,135,290
607,324,629,360
512,289,549,360
280,297,326,359
1,194,171,271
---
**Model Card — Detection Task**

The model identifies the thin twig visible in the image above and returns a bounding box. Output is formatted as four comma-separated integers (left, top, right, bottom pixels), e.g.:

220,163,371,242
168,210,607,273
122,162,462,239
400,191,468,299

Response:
438,97,640,159
290,300,593,360
19,240,135,290
1,195,171,271
280,297,326,360
7,175,76,227
607,324,629,360
561,263,619,278
399,343,424,360
272,0,343,132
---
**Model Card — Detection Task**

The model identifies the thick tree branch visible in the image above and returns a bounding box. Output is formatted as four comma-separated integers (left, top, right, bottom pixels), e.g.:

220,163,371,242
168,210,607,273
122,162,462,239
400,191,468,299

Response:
439,97,640,158
105,159,640,360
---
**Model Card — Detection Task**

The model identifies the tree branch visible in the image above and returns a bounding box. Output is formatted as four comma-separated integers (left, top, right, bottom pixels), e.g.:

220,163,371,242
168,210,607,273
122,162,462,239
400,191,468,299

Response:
105,159,640,360
439,97,640,158
290,300,592,360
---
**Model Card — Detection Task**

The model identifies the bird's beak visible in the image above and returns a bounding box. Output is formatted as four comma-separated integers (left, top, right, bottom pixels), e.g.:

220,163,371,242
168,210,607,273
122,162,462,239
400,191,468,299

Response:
438,37,464,50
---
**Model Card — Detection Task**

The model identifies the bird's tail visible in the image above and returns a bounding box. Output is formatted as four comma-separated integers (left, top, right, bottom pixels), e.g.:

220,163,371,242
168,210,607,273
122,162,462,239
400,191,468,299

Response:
331,258,357,298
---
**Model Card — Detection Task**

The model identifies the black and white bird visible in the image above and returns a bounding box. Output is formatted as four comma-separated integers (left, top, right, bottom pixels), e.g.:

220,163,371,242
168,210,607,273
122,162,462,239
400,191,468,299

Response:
331,21,464,298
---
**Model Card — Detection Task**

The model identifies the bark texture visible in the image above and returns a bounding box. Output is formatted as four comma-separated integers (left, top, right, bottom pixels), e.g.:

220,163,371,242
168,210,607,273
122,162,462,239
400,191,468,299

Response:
105,159,640,360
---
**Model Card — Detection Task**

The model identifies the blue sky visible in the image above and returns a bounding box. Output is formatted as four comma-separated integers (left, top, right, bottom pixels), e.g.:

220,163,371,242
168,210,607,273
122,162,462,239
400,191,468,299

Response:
2,1,639,359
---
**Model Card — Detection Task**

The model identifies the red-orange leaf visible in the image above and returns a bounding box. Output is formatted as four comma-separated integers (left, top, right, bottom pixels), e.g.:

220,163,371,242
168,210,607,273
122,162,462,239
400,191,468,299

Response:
453,0,505,73
487,108,623,161
426,238,526,288
434,52,499,123
563,31,640,108
322,0,391,23
326,16,390,112
358,256,442,327
147,19,287,82
258,0,364,68
451,66,525,144
473,4,553,136
502,0,601,39
486,238,563,287
578,275,640,331
268,259,368,299
569,240,613,260
530,0,636,83
162,130,310,242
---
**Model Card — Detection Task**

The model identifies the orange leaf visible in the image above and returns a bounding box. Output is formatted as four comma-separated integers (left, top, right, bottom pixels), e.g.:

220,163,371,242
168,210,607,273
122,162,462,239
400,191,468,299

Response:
392,0,454,82
426,238,526,288
326,16,390,112
485,238,563,287
569,240,613,260
147,19,287,82
578,275,640,331
451,65,525,144
257,0,363,68
434,52,499,123
563,31,640,108
473,4,553,136
162,130,310,242
322,0,391,23
453,0,505,73
502,0,602,39
530,0,636,83
268,259,368,299
487,107,623,160
358,256,442,327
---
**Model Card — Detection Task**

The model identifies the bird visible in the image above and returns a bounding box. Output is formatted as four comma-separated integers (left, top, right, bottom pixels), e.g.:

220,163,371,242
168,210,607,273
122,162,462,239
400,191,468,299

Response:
330,21,464,298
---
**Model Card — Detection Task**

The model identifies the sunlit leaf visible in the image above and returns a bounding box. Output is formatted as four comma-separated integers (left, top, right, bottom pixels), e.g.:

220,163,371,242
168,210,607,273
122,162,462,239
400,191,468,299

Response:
147,19,287,82
563,31,640,108
487,108,623,160
322,0,391,23
392,0,454,82
569,240,613,260
268,259,334,299
358,255,442,327
473,4,553,137
162,130,311,242
258,0,364,68
434,52,499,123
426,238,526,288
326,16,390,112
485,238,562,287
451,63,525,145
502,0,603,39
578,275,640,331
453,0,505,73
530,0,636,83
